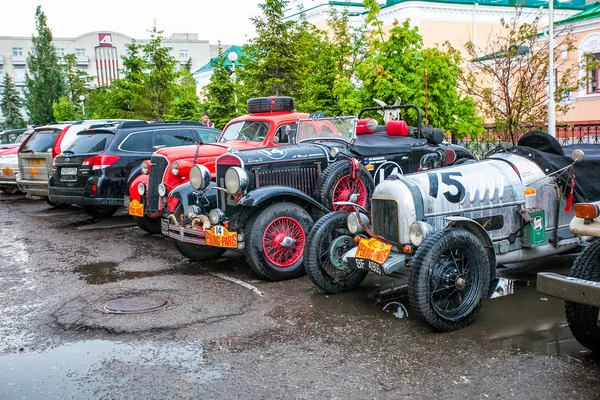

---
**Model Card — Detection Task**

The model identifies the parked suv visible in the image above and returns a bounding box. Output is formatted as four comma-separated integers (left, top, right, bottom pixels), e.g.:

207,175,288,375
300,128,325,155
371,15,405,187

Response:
49,121,215,218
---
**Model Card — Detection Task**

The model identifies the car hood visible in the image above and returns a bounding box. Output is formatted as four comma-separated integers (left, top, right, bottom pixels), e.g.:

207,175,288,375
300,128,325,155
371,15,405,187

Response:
155,140,263,163
232,143,328,167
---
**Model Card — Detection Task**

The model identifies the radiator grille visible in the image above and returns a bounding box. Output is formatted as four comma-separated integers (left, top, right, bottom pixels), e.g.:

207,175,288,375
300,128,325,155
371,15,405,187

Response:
147,156,168,214
256,167,319,197
372,199,400,243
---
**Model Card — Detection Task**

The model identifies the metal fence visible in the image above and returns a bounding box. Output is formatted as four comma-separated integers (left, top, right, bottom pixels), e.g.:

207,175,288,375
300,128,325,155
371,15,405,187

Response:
452,123,600,158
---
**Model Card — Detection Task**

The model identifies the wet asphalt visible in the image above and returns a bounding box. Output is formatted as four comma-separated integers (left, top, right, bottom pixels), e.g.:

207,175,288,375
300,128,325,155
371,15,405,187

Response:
1,192,600,399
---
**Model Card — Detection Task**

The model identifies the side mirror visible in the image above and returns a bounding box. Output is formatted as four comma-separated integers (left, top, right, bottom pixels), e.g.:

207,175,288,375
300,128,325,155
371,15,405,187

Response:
571,149,585,163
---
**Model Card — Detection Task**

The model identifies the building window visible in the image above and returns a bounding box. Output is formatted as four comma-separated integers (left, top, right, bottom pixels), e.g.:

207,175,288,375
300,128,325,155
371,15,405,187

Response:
180,50,188,59
76,48,86,57
12,48,23,57
586,53,600,94
14,69,26,83
56,48,65,57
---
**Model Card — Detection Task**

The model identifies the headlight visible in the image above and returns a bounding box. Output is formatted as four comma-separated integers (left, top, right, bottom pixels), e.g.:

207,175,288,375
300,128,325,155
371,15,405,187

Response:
347,212,369,234
409,221,434,246
158,183,167,197
189,164,211,191
187,205,201,218
137,182,146,196
171,162,179,176
224,167,249,194
209,208,225,225
141,161,149,175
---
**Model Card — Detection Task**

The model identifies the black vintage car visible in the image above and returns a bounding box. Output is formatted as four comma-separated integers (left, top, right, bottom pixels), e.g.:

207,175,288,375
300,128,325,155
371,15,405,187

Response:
162,104,476,281
49,121,219,218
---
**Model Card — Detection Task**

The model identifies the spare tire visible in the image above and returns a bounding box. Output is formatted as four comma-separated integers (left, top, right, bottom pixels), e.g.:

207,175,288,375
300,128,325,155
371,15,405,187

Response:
315,161,374,211
247,97,294,114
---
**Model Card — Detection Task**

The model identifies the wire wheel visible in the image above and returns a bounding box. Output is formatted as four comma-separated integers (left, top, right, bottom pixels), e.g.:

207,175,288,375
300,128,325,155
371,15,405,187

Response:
332,176,367,211
262,217,306,268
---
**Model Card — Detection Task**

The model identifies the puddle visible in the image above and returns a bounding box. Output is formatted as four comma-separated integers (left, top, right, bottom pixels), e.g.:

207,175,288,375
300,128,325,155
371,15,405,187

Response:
0,340,228,398
73,262,180,284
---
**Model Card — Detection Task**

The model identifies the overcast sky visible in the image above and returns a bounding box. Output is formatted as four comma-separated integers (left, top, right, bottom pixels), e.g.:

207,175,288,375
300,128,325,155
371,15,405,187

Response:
1,0,263,45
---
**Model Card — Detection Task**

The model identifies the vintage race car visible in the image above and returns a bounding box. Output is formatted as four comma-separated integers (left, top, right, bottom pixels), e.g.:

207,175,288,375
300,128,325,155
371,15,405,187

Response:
304,131,600,332
537,201,600,352
127,96,308,233
162,103,476,281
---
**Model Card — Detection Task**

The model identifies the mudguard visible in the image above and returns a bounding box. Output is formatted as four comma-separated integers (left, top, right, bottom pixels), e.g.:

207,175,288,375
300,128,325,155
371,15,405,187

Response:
237,186,330,213
128,173,148,203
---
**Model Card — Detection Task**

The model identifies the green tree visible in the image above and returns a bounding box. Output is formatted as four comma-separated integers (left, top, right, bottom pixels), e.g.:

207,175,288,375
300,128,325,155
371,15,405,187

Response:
63,53,92,115
1,74,25,129
52,96,77,121
201,45,238,129
240,0,299,97
165,65,201,121
144,25,178,121
25,6,67,125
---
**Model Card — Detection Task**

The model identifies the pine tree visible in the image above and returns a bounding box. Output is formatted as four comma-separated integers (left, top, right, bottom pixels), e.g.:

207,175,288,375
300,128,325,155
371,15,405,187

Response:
144,25,178,121
201,44,238,129
24,6,67,125
1,74,25,129
63,53,92,115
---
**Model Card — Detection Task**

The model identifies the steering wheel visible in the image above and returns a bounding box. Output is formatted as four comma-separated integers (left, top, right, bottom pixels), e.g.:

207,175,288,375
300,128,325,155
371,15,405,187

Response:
257,136,265,141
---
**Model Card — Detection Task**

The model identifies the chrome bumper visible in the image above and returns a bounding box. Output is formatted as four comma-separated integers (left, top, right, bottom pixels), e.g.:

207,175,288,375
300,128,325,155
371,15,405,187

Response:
537,272,600,307
161,218,245,250
343,247,407,275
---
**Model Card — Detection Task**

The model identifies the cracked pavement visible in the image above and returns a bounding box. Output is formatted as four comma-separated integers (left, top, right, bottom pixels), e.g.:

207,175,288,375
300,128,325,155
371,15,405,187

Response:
1,192,600,399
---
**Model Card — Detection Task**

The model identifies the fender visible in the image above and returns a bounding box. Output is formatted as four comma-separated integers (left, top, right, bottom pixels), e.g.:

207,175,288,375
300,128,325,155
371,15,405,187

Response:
127,163,145,187
446,216,497,281
169,181,219,215
237,186,330,214
128,173,148,203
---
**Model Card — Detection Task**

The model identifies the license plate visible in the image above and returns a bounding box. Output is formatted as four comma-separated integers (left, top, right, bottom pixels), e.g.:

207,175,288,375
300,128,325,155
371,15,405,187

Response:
29,159,44,166
349,257,385,275
128,199,144,217
161,219,168,236
355,238,392,264
205,225,238,248
61,167,77,175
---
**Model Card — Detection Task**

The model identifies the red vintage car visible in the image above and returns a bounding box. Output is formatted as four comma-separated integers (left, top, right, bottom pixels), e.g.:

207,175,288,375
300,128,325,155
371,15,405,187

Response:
128,97,309,233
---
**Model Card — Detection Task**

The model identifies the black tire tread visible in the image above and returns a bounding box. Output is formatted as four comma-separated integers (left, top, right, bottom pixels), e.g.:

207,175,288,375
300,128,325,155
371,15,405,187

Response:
408,228,490,332
134,215,162,234
83,205,120,219
315,161,374,211
247,97,294,114
565,240,600,352
304,211,367,293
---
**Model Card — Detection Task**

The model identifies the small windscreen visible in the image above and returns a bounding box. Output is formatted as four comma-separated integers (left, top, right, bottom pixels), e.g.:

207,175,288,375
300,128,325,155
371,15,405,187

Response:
21,129,60,152
65,131,114,154
295,117,355,142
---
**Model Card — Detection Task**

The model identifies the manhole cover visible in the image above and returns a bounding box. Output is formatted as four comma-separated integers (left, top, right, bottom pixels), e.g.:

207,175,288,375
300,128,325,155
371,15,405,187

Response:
103,296,168,314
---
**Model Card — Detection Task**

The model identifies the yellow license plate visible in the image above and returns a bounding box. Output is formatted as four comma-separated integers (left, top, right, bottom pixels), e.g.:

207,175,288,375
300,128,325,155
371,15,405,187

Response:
29,159,44,166
355,238,392,264
128,199,144,217
205,226,238,248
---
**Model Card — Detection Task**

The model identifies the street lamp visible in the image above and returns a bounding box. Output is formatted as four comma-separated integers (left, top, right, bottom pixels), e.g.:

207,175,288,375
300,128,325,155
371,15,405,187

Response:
228,51,238,111
79,95,86,118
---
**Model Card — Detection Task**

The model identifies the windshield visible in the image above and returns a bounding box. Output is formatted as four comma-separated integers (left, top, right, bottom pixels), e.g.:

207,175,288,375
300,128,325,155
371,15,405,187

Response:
220,121,270,142
65,132,114,154
296,117,355,143
21,129,60,153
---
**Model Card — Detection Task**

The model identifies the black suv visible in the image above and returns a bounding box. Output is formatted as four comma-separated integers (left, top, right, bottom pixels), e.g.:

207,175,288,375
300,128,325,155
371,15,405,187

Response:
49,121,220,218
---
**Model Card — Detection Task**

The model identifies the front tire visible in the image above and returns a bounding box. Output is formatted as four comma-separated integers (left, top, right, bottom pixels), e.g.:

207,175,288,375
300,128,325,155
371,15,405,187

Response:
565,240,600,352
134,215,161,234
83,205,120,219
409,229,490,332
245,202,313,281
304,211,367,293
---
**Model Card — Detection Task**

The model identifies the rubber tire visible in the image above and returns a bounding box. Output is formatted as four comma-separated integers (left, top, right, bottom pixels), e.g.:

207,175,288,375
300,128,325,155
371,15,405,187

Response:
245,202,313,281
315,161,374,211
409,229,490,332
304,211,368,293
45,197,59,207
170,204,227,261
565,240,600,352
246,97,294,114
134,215,162,234
83,205,120,219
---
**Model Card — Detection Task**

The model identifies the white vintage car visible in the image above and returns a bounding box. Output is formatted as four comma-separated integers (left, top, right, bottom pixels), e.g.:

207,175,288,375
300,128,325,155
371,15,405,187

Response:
538,201,600,352
304,131,600,332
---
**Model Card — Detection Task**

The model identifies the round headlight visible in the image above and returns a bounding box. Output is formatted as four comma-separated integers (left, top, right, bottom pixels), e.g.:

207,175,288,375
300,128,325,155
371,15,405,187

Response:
137,182,146,196
158,183,167,197
224,167,249,194
347,213,364,235
141,161,149,175
409,221,433,246
171,162,179,176
189,164,211,191
187,205,197,218
209,208,225,225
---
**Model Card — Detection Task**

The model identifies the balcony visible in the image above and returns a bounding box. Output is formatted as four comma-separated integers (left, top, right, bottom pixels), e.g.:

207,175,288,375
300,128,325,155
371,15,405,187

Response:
76,56,89,66
12,56,26,65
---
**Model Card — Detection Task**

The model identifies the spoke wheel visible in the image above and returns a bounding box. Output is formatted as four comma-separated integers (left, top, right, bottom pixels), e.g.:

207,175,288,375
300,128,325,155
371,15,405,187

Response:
331,176,367,212
263,217,305,268
316,161,374,211
409,228,490,332
304,211,367,293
